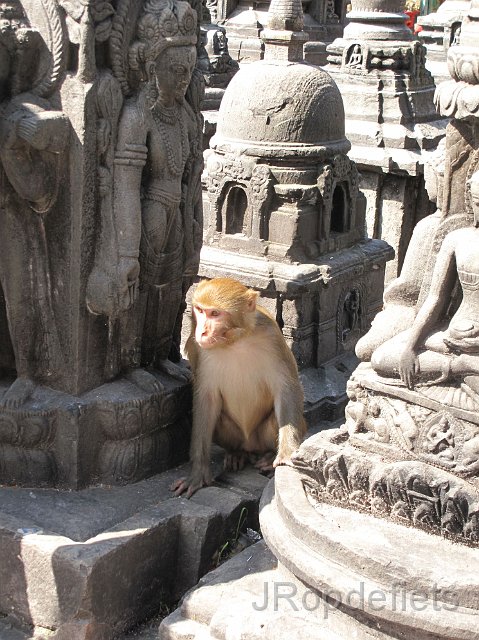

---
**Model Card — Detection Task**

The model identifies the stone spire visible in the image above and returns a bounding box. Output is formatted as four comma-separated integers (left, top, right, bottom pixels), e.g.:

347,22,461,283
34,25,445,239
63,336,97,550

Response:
261,0,309,62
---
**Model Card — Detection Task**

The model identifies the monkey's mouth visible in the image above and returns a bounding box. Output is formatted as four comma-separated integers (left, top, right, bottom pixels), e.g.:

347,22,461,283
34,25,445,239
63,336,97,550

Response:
197,335,227,349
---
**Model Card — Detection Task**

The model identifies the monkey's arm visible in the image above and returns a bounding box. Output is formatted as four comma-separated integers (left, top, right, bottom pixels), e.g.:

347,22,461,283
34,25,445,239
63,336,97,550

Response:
274,385,306,466
268,322,306,465
171,384,221,498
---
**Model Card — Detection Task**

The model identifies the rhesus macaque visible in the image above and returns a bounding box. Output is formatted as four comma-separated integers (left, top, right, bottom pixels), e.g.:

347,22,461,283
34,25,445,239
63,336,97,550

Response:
171,277,306,497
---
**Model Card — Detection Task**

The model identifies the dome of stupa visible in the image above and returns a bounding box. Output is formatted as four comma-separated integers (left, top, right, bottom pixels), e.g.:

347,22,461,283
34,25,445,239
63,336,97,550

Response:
212,59,350,158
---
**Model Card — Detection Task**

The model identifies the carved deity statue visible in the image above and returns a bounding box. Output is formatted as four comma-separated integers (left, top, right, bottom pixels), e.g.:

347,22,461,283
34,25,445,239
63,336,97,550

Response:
89,0,204,390
372,170,479,395
0,8,68,408
347,44,362,68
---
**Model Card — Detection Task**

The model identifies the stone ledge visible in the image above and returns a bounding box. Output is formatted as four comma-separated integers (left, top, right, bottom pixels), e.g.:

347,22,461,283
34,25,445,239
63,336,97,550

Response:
0,449,268,640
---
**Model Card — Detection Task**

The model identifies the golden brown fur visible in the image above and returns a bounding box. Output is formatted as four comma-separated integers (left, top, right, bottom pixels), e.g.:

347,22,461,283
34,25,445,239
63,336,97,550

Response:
172,278,306,497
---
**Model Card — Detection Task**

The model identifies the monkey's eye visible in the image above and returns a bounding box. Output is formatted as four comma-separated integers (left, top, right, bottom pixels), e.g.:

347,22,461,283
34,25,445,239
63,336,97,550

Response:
195,306,204,314
210,310,221,317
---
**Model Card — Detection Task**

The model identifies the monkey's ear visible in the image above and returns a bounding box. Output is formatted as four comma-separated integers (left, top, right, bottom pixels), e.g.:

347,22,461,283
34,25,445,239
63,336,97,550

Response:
246,289,259,312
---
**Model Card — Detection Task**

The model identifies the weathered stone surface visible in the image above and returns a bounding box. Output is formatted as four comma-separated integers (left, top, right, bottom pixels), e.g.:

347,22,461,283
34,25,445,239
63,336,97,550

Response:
214,0,343,66
418,0,470,85
0,448,268,639
0,0,204,489
160,466,479,640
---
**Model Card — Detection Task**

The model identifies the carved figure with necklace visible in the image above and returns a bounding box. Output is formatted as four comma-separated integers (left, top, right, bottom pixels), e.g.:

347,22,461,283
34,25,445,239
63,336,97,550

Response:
110,0,202,390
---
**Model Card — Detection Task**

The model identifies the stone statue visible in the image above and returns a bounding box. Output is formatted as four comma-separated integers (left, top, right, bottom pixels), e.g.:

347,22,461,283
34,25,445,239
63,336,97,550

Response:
347,44,362,67
372,170,479,393
0,8,69,408
91,0,204,390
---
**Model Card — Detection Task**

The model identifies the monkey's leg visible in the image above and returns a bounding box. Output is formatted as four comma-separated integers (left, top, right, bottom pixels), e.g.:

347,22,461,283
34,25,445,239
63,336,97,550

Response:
252,412,278,472
214,413,249,471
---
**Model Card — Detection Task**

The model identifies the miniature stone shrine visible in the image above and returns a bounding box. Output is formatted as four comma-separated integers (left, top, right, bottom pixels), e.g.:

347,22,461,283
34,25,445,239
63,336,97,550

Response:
326,0,448,281
0,0,203,489
418,0,470,84
198,0,392,423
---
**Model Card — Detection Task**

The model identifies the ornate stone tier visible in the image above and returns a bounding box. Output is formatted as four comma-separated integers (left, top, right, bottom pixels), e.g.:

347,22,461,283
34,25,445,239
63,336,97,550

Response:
324,0,447,281
0,372,190,489
260,464,479,639
291,362,479,545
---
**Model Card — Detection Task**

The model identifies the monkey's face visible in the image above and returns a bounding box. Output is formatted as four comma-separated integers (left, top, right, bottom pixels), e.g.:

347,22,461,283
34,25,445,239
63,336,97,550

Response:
193,305,234,349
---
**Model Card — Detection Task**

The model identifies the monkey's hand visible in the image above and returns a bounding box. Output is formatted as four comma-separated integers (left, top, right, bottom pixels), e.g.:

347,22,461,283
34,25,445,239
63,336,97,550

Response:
273,452,295,468
170,469,213,498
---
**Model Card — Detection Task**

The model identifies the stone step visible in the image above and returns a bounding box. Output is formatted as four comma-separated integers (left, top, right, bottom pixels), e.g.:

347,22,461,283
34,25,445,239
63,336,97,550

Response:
139,540,348,640
0,447,269,640
0,619,34,639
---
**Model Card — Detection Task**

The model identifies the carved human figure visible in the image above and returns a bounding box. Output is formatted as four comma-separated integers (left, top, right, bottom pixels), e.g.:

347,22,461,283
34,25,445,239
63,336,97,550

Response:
372,170,479,393
0,20,68,407
347,44,363,68
112,0,202,388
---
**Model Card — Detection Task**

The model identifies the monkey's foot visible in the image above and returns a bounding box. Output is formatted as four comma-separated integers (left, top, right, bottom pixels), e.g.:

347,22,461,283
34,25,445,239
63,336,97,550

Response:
157,359,191,383
224,451,248,472
0,377,35,409
171,472,212,499
126,369,164,394
254,451,276,472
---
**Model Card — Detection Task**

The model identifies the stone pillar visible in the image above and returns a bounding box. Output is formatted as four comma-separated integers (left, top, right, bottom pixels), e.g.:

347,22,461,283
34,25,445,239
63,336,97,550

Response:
0,0,204,488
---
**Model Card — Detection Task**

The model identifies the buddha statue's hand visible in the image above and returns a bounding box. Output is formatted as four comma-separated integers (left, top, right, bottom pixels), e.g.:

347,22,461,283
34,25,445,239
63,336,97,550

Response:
399,346,418,390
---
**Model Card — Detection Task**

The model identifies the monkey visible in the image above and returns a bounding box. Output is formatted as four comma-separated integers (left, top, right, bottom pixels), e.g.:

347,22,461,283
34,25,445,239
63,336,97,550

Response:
171,277,306,498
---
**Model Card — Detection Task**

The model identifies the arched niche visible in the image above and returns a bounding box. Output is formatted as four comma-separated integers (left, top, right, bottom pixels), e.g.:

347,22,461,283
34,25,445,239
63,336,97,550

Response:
330,183,350,234
223,185,250,235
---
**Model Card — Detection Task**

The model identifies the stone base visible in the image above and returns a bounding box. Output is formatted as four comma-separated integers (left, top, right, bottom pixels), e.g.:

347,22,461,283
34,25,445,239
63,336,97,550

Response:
159,467,479,640
300,353,359,425
0,370,191,489
0,448,268,639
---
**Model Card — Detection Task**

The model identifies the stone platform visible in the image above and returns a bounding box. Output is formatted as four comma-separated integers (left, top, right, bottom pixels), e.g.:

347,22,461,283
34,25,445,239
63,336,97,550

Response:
0,371,191,490
0,448,269,640
158,466,479,640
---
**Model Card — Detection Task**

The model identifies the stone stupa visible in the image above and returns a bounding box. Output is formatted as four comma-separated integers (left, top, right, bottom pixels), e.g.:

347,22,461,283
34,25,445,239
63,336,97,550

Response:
418,0,470,84
197,0,392,423
325,0,448,281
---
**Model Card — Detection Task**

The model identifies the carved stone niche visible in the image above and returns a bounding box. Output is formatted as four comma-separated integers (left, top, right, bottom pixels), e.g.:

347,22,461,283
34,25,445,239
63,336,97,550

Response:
204,115,366,261
0,0,202,488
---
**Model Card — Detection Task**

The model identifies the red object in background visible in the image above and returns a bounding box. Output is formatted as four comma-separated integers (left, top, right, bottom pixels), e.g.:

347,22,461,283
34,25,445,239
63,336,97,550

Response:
405,9,420,30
